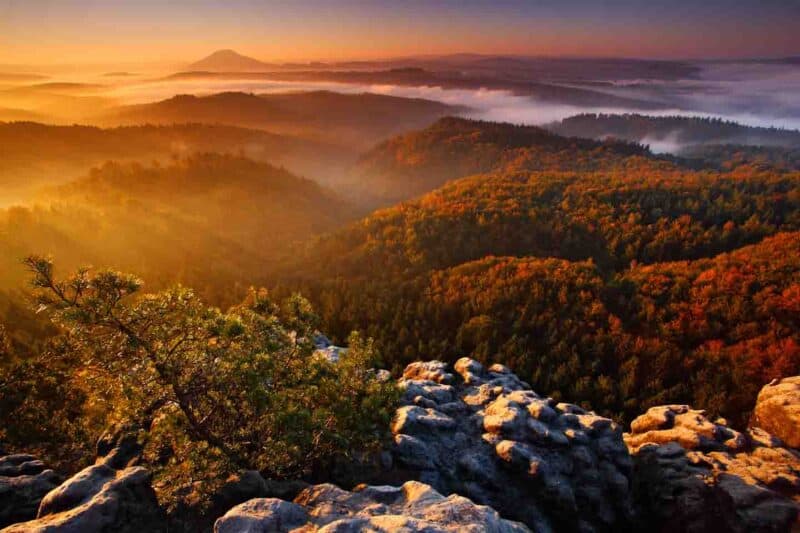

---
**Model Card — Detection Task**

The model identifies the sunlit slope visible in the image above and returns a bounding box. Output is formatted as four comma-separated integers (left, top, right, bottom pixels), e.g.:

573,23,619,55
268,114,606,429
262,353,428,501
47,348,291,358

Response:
0,122,350,206
349,116,656,206
290,232,800,425
290,162,800,281
270,121,800,423
274,160,800,424
0,154,353,305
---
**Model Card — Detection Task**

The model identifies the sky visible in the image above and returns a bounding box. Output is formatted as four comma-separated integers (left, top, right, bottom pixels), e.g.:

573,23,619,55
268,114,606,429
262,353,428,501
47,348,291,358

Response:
0,0,799,66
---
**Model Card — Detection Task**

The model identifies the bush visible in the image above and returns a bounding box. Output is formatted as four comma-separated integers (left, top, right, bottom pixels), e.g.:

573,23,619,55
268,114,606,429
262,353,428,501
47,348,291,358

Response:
21,256,398,506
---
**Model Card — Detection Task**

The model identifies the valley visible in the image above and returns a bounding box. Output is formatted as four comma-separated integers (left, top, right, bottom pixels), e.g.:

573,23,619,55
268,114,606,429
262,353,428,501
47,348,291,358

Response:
2,10,800,528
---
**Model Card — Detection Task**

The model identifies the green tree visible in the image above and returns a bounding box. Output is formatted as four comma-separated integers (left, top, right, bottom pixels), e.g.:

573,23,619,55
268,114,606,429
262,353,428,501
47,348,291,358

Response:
24,256,397,483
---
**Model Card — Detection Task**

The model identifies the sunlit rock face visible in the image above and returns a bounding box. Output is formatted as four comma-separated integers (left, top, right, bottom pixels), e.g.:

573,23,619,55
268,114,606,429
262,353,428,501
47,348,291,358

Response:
311,332,347,363
391,357,634,533
0,454,60,528
626,405,747,453
214,480,529,533
625,404,800,532
752,376,800,449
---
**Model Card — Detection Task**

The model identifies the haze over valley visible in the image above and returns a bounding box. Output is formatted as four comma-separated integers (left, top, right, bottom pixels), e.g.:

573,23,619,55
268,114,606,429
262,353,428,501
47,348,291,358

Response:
2,2,800,532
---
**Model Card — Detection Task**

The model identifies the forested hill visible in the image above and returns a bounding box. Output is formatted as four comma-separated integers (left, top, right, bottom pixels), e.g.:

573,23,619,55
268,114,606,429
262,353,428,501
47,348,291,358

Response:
0,121,350,202
293,162,799,280
679,143,800,172
0,154,353,306
349,116,657,206
97,91,462,149
547,113,800,151
273,118,800,425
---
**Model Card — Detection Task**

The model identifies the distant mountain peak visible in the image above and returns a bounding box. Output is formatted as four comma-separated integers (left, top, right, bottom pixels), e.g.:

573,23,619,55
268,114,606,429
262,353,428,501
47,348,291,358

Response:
204,49,244,59
189,49,274,72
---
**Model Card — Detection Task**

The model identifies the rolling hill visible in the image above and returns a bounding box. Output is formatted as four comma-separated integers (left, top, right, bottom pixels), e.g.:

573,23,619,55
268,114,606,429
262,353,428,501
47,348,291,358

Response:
97,91,464,150
547,113,800,153
348,116,655,206
0,121,351,205
266,118,800,425
0,153,354,306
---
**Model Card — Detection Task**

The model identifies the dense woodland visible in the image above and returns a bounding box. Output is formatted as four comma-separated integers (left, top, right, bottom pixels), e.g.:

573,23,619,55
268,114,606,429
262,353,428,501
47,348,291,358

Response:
681,144,800,172
2,113,800,513
350,117,654,206
276,118,800,426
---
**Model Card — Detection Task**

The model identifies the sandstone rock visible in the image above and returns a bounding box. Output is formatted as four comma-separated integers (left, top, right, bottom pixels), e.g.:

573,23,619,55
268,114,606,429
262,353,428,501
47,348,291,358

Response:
625,405,746,453
391,357,633,532
214,480,529,532
401,361,454,384
626,405,800,532
1,456,164,532
196,470,276,530
752,376,800,449
167,468,311,532
214,498,307,532
0,455,60,528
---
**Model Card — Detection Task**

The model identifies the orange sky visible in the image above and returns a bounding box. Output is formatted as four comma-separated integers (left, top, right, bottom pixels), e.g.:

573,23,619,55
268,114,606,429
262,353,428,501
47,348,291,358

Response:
1,1,798,67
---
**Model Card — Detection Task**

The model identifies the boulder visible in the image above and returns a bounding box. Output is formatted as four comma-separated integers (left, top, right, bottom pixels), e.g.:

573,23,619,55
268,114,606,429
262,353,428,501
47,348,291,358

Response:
626,405,800,532
1,456,164,532
214,480,529,532
0,455,60,528
752,376,800,449
626,405,746,453
167,469,310,532
391,357,633,532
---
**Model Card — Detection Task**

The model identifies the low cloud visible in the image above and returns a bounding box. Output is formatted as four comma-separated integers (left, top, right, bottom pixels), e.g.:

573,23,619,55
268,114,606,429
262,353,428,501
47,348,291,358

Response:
104,61,800,145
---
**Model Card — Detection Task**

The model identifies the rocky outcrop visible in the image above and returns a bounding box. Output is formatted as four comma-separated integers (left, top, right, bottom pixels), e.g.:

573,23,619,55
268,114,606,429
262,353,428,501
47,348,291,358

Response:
214,480,529,532
752,376,800,449
391,357,633,532
3,364,799,533
168,469,310,532
1,454,164,532
625,404,800,532
312,333,347,363
0,455,60,528
626,405,747,453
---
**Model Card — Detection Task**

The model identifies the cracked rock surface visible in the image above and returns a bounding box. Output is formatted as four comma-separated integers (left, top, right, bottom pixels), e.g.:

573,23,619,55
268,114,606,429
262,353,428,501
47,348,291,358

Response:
214,480,529,532
625,404,800,532
391,357,633,533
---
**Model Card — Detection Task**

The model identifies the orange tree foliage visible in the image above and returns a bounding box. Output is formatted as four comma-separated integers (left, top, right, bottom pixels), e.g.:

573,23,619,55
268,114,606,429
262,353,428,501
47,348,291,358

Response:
285,234,800,425
281,156,800,425
305,165,800,281
351,116,655,205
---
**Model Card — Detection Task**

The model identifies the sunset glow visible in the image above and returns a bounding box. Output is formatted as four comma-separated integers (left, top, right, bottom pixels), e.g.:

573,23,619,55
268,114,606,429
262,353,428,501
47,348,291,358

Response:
1,0,799,67
1,3,800,532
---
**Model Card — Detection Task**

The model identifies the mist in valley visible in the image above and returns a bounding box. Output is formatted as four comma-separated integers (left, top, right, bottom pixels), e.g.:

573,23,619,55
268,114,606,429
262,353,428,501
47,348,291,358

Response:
2,2,800,530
